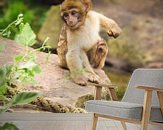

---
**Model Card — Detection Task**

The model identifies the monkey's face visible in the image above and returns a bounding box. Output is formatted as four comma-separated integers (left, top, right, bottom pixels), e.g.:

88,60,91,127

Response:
62,9,84,30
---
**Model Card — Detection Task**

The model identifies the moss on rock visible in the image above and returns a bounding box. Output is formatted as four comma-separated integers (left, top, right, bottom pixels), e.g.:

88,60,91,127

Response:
38,6,63,48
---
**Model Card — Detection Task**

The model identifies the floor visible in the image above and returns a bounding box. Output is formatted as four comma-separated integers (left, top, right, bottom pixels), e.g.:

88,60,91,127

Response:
0,113,140,130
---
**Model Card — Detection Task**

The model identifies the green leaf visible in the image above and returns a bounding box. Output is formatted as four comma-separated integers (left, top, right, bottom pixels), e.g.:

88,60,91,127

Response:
0,85,7,95
7,30,11,37
15,14,24,26
0,65,12,86
14,23,36,46
28,52,36,62
4,65,12,77
18,23,25,31
0,123,19,130
0,95,6,107
0,65,13,91
15,54,24,63
32,65,41,73
0,95,6,101
11,92,40,106
0,68,5,86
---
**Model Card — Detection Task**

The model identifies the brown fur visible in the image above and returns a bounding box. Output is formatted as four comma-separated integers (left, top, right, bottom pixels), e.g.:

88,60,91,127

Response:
57,0,121,86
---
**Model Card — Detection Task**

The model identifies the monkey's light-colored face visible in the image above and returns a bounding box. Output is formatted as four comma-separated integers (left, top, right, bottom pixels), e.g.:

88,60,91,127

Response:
62,9,84,30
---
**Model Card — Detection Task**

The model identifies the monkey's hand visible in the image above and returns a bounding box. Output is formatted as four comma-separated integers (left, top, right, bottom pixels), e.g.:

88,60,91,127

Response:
72,74,88,86
107,27,122,38
96,11,122,38
85,73,100,84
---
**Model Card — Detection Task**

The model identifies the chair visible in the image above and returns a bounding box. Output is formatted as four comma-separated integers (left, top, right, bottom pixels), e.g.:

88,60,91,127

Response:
85,68,163,130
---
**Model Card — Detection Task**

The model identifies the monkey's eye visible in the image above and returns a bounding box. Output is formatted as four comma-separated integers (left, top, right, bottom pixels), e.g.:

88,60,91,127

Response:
71,11,78,16
63,13,69,19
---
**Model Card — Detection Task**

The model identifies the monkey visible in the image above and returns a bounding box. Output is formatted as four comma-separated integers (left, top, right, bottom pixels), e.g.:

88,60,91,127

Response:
57,25,109,70
58,0,121,86
57,0,110,70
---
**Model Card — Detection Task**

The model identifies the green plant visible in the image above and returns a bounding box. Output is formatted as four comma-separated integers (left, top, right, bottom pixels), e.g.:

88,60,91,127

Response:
0,92,40,114
0,62,40,129
0,52,41,112
0,0,49,32
0,91,40,130
15,22,36,46
0,14,48,129
0,1,34,31
0,123,19,130
0,13,51,102
0,14,24,39
0,14,42,88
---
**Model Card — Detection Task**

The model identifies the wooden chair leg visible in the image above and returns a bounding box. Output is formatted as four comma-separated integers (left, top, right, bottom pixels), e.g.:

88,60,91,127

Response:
121,121,127,130
92,113,98,130
157,91,163,114
109,88,118,101
94,86,102,100
141,90,152,130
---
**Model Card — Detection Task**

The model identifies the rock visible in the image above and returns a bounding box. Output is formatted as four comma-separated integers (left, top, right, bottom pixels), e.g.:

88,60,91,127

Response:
0,38,111,110
75,94,94,109
37,6,63,48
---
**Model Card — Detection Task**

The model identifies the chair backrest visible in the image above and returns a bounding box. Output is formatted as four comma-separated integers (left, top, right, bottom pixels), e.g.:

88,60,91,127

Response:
122,68,163,107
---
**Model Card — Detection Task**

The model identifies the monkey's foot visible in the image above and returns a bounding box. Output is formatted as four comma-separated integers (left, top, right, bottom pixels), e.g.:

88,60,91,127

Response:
72,75,87,86
87,73,100,84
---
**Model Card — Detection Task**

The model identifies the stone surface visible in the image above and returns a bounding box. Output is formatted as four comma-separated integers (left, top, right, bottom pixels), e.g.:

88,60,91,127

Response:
0,38,110,107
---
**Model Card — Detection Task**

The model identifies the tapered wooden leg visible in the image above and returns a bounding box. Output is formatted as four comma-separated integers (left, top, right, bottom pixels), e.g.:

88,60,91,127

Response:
141,90,152,130
94,86,102,100
157,91,163,114
121,121,127,130
92,113,98,130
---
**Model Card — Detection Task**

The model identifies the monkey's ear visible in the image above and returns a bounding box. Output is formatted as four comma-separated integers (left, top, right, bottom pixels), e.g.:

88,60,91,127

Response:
80,0,92,12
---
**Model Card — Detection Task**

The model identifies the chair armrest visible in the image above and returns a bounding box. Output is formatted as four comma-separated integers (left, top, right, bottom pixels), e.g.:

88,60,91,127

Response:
137,86,163,92
88,82,115,89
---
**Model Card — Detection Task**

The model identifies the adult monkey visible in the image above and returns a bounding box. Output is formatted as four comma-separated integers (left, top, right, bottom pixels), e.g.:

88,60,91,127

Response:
57,0,121,86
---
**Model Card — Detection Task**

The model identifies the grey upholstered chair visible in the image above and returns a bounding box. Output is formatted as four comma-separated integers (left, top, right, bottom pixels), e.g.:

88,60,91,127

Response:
85,68,163,130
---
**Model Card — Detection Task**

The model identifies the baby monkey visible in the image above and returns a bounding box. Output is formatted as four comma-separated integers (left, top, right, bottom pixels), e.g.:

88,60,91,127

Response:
58,0,121,86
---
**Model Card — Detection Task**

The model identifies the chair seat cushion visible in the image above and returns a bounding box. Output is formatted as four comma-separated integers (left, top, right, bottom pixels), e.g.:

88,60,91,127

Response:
85,100,163,122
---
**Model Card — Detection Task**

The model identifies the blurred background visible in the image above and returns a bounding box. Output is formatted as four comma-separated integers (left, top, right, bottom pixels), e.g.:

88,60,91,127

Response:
0,0,163,100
